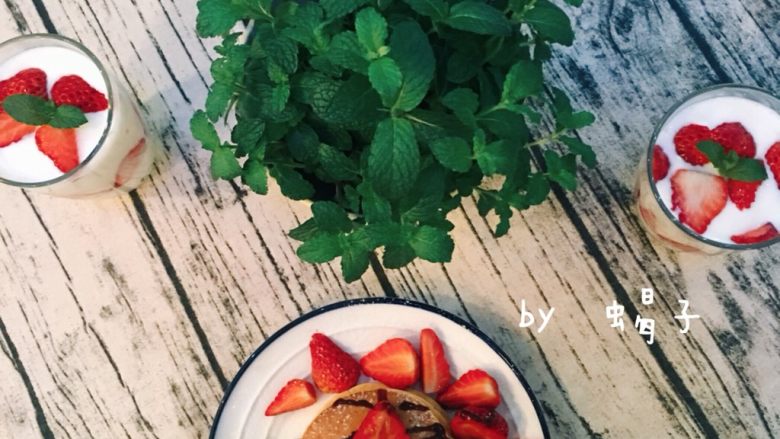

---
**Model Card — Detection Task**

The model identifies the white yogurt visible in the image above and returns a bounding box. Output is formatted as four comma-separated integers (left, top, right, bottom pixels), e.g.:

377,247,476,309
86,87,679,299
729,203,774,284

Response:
0,45,109,183
654,96,780,244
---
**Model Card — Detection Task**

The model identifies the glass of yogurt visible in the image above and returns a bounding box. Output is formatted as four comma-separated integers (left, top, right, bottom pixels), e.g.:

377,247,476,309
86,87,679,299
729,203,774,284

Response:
635,84,780,254
0,34,155,197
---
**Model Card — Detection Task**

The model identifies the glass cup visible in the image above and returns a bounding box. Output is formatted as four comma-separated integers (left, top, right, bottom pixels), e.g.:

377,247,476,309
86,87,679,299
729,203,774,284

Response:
0,34,155,198
634,84,780,254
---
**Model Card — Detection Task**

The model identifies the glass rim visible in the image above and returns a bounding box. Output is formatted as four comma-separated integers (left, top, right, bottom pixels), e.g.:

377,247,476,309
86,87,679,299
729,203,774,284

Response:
645,83,780,251
0,33,115,188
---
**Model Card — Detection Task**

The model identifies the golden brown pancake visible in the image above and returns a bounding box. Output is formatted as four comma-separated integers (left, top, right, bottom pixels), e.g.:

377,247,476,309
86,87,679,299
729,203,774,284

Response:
303,383,453,439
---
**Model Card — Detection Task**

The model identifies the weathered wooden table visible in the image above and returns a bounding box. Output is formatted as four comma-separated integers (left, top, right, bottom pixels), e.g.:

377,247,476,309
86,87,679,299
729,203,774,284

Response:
0,1,777,438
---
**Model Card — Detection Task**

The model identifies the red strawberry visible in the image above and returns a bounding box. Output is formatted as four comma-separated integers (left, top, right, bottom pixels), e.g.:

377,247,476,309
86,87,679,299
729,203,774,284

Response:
310,333,360,393
353,401,410,439
420,329,451,394
51,75,108,113
670,170,728,234
0,112,36,147
35,125,79,173
728,179,761,210
674,124,712,165
450,406,509,439
264,379,317,416
114,138,146,188
767,142,780,188
437,369,501,409
652,145,670,181
731,223,779,245
712,122,756,158
360,338,419,389
0,68,48,110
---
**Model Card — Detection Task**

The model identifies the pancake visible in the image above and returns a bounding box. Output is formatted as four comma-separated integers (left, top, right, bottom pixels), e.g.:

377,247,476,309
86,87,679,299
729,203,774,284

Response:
303,383,453,439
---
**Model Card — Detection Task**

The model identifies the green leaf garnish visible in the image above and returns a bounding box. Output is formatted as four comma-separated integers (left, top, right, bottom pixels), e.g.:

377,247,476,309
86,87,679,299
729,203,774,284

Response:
4,94,88,129
697,140,768,182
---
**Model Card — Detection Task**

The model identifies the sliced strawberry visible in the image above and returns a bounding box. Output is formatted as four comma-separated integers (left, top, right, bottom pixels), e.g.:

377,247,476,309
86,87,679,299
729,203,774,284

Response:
670,170,727,234
360,338,419,389
450,406,509,439
35,125,79,173
310,333,360,393
674,124,712,165
652,145,670,181
420,329,451,394
0,68,48,111
0,112,36,147
437,369,501,409
264,379,317,416
353,401,410,439
728,179,761,210
767,142,780,189
712,122,756,158
114,138,146,188
731,223,779,245
51,75,108,113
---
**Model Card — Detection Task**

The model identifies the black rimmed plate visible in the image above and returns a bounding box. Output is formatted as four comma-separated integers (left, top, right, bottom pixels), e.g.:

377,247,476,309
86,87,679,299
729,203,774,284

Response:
210,297,549,439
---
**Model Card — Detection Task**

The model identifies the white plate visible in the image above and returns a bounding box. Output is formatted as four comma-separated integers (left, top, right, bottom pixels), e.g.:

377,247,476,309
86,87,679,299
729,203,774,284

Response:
210,298,549,439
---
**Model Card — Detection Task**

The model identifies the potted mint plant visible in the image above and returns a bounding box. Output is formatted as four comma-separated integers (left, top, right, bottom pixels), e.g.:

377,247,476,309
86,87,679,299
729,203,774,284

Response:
192,0,596,282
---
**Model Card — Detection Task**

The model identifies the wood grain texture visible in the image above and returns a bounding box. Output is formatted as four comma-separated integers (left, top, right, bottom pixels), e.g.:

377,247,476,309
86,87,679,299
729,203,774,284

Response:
0,1,777,438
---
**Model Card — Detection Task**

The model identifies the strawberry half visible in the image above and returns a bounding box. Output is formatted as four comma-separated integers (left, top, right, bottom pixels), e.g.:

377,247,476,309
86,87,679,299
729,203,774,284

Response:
731,223,779,245
674,124,712,165
114,138,146,188
353,401,410,439
420,328,451,394
671,170,727,234
51,75,108,113
0,68,48,111
360,338,419,389
767,142,780,189
728,179,761,210
652,145,670,181
264,379,317,416
712,122,756,158
0,112,36,147
437,369,501,409
450,406,509,439
35,125,79,173
310,333,360,393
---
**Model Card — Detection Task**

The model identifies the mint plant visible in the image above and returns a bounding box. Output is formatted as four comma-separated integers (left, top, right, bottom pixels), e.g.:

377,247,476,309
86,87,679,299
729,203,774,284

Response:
193,0,596,282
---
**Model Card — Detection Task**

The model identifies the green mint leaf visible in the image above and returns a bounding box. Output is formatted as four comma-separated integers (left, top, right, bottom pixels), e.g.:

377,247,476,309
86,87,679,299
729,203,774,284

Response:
270,166,315,200
321,76,382,129
341,247,370,282
409,226,454,263
358,183,393,224
3,94,55,126
389,21,435,112
266,36,299,74
525,172,551,205
282,3,326,52
475,135,517,176
319,143,359,182
366,222,405,247
401,0,449,20
446,50,480,84
430,137,473,172
326,32,370,74
494,204,513,237
383,244,417,269
368,117,420,200
697,140,768,182
564,0,584,7
524,0,575,46
289,219,320,242
205,82,234,122
232,118,265,157
259,83,290,116
445,1,512,36
355,8,388,54
727,159,768,182
321,0,371,20
312,201,353,233
286,124,320,165
48,105,88,129
544,149,578,190
210,145,242,180
696,140,726,164
369,57,403,107
559,111,596,129
442,88,479,127
502,60,543,103
479,109,530,143
560,136,597,168
242,160,268,194
504,104,542,124
196,0,245,37
297,234,342,263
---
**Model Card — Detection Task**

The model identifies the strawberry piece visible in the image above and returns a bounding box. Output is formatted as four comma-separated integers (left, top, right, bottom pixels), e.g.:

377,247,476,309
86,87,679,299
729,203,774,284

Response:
0,68,48,111
674,124,712,165
420,329,451,394
450,406,509,439
712,122,756,158
670,170,727,234
0,112,36,147
652,145,670,181
265,379,317,416
360,338,420,389
310,333,360,393
437,369,501,409
727,179,761,210
114,138,146,188
731,223,779,245
35,125,79,173
767,142,780,189
353,401,410,439
51,75,108,113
